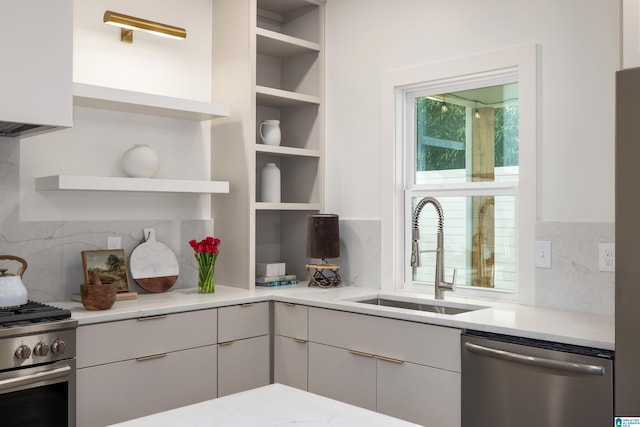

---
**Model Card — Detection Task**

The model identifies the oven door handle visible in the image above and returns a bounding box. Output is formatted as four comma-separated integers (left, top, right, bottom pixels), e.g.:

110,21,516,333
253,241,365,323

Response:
464,342,606,376
0,363,71,392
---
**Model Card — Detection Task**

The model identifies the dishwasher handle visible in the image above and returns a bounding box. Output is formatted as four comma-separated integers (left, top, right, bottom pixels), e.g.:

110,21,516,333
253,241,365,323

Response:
464,342,606,376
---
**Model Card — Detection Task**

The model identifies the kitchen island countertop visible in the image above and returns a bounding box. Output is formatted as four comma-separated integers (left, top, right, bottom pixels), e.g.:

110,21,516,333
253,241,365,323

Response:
52,284,614,350
107,383,421,427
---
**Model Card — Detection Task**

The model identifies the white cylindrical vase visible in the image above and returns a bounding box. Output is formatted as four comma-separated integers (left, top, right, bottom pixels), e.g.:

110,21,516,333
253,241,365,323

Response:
260,163,281,203
122,144,160,178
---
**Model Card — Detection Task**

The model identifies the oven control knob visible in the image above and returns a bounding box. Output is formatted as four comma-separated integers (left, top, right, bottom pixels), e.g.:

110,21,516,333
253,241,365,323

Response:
33,341,50,357
15,344,31,360
51,339,66,355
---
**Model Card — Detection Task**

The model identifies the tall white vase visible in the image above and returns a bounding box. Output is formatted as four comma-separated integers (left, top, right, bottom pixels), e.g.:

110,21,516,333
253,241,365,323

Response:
260,163,281,202
259,120,281,146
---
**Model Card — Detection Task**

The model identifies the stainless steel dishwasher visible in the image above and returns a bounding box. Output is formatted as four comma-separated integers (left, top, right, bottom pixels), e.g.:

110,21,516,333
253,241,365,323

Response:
461,331,614,427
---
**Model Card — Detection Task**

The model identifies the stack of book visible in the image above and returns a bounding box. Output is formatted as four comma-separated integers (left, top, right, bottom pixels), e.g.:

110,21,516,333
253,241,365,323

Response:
255,274,298,287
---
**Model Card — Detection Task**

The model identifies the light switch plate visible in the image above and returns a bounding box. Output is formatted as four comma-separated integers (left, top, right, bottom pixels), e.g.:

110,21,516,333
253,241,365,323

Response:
534,240,552,268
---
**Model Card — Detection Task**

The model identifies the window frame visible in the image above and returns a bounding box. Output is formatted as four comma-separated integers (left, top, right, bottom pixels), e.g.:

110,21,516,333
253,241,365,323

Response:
381,44,538,305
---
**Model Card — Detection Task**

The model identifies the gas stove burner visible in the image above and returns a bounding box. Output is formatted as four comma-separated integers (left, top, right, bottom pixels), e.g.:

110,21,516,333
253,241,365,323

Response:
0,301,71,328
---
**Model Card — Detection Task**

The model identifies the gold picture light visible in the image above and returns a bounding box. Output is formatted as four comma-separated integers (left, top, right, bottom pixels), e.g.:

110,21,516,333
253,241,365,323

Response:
103,10,187,43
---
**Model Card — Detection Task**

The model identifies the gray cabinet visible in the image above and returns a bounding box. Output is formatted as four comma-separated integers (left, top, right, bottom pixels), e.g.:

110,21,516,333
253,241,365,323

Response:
217,302,271,396
307,307,461,426
273,302,308,390
76,310,218,426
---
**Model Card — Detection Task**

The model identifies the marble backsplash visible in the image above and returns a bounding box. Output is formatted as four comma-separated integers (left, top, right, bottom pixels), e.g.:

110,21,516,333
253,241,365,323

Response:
535,221,615,316
0,138,211,301
1,139,615,313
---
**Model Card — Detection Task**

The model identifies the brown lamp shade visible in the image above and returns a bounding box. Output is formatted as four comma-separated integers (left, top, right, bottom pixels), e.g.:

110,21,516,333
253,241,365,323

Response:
306,214,340,259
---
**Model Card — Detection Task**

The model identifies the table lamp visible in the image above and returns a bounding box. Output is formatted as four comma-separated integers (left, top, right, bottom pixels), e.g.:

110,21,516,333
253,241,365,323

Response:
305,214,341,287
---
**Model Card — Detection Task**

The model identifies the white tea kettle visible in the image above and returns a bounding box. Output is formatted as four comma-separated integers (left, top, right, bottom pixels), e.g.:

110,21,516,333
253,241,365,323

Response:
0,255,29,308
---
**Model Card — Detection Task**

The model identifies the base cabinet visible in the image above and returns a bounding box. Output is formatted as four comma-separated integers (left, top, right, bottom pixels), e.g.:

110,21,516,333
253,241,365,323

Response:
308,342,376,410
377,355,461,427
307,307,461,427
218,335,270,397
274,335,308,390
273,302,308,390
77,346,217,427
217,302,271,397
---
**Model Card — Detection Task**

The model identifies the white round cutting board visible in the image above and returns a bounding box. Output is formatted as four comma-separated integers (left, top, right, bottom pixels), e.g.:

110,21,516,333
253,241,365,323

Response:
129,229,179,292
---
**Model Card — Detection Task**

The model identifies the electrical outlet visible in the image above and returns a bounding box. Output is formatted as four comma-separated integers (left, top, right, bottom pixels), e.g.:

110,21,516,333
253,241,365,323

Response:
534,240,552,268
599,243,615,272
107,236,121,249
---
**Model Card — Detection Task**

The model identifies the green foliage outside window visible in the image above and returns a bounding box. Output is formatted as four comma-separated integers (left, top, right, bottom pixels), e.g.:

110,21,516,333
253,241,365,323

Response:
416,97,519,172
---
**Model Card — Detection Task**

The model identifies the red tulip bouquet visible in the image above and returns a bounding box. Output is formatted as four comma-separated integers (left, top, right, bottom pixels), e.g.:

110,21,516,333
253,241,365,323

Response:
189,237,220,293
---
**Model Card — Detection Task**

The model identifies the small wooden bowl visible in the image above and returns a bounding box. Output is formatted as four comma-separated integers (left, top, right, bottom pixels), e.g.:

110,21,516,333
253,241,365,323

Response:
80,283,117,310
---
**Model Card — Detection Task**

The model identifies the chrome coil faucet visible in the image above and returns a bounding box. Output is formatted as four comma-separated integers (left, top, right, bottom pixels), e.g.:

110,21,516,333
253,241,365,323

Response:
411,196,455,299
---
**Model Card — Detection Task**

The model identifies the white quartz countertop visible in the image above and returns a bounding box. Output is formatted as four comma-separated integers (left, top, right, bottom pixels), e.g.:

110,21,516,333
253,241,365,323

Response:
107,383,421,427
53,284,614,350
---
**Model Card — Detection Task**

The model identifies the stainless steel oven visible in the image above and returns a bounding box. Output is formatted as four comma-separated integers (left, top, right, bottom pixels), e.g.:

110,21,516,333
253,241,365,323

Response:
0,302,76,427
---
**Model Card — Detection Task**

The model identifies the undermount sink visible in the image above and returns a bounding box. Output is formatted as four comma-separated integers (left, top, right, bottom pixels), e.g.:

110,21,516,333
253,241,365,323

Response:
348,296,486,315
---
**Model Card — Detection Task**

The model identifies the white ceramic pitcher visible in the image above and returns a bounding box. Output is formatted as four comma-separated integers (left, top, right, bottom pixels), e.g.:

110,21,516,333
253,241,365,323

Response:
259,120,281,146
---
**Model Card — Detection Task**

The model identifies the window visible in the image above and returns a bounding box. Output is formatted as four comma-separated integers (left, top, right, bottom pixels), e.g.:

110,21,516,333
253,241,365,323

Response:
383,44,537,303
407,82,519,296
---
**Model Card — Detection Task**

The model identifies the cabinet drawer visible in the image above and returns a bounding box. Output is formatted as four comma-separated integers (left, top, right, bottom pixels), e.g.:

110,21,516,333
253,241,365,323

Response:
274,335,308,391
308,307,461,372
274,302,308,339
308,342,377,411
218,301,269,342
77,309,217,368
218,334,270,397
77,345,217,427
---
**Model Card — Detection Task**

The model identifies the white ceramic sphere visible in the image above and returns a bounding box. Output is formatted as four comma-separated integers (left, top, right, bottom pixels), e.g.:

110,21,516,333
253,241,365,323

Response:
122,144,160,178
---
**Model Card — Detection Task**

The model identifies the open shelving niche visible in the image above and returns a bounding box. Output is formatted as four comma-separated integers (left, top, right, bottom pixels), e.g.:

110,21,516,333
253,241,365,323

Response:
211,0,324,289
35,83,231,194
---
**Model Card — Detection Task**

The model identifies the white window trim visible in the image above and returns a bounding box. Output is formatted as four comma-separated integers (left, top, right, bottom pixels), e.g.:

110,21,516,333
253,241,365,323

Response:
381,44,538,305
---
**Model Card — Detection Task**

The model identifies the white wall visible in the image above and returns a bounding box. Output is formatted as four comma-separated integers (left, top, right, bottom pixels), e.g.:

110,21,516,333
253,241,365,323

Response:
19,0,216,221
324,0,619,223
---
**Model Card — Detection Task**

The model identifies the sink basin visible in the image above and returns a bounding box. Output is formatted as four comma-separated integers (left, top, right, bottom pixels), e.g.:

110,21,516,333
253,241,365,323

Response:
348,296,486,315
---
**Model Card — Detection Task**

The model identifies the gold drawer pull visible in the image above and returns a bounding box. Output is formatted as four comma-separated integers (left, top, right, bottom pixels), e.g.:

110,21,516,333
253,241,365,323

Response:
294,338,307,344
136,353,167,362
349,350,374,358
137,314,167,321
241,303,254,308
375,355,404,364
219,341,234,346
284,303,296,307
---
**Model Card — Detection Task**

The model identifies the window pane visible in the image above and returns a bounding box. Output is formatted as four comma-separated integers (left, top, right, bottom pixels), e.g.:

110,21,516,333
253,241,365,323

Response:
411,195,515,291
414,83,519,185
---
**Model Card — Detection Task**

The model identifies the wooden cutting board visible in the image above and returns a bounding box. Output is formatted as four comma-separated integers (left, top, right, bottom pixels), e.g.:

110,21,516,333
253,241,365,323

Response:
129,229,179,293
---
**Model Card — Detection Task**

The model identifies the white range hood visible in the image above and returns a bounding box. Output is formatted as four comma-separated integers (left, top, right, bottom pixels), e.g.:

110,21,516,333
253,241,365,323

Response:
0,0,73,138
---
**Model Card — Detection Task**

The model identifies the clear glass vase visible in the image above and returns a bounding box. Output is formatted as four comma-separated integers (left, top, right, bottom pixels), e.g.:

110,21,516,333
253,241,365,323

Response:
198,261,215,293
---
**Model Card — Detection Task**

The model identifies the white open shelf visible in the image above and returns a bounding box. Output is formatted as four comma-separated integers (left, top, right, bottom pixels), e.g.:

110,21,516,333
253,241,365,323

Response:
255,202,321,210
256,145,320,157
256,85,320,107
35,175,230,194
73,83,230,121
256,27,320,57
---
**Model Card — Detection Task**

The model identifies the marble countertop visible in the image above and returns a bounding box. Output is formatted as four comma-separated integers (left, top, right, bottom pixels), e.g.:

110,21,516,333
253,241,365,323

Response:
53,284,614,350
107,383,421,427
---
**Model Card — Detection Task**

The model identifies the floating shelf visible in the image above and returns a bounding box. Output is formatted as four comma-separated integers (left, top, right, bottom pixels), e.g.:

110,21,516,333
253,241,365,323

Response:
256,145,320,158
258,0,319,16
256,28,320,58
35,175,230,194
73,83,230,121
255,202,321,211
256,85,320,107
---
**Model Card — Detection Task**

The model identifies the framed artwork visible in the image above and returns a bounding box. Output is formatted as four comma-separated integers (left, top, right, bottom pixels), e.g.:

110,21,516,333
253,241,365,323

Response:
81,249,131,293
